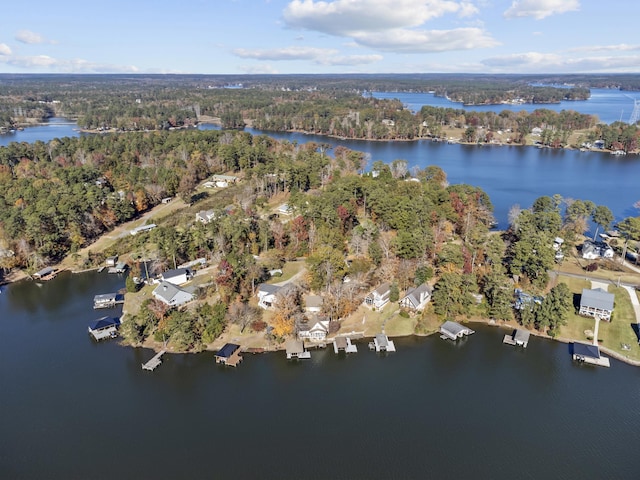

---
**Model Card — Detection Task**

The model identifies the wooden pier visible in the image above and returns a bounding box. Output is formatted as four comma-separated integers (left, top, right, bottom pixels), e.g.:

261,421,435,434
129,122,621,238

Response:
142,350,166,371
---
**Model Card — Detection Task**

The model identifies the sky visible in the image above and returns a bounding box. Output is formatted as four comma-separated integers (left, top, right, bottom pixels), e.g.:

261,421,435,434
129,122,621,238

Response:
1,0,640,75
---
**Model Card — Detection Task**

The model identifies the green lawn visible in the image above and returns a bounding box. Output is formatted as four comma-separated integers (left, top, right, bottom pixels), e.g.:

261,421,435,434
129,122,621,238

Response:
557,275,640,362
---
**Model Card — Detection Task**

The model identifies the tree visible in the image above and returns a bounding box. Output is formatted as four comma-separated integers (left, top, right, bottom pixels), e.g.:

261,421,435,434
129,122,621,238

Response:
617,216,640,263
306,246,347,291
389,282,400,303
272,285,301,337
592,205,614,238
535,283,572,334
432,272,475,317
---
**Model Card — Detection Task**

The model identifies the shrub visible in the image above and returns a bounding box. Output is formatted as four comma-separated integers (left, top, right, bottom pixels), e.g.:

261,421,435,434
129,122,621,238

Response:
585,263,598,272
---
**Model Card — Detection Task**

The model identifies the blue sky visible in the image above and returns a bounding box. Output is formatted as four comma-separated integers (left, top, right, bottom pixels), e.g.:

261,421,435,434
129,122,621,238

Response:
1,0,639,74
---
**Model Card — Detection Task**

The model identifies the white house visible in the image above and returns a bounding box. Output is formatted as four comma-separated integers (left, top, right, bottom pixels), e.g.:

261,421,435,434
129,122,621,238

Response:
579,288,614,321
364,283,391,310
257,283,282,309
152,281,195,307
581,240,614,260
195,209,217,224
298,319,330,341
399,284,432,311
160,268,193,286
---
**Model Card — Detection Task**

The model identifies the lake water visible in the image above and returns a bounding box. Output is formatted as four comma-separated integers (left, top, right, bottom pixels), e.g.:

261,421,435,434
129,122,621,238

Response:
370,88,639,125
1,271,640,479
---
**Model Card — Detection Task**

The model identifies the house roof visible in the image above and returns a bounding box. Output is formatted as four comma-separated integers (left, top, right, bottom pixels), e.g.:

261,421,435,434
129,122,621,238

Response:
88,317,120,331
573,342,601,359
305,295,323,309
402,284,431,307
162,268,191,280
216,343,240,358
258,283,281,295
580,288,614,311
373,282,391,296
152,281,193,304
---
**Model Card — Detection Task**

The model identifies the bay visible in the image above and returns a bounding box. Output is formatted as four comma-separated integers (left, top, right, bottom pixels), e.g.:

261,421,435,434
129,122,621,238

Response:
1,271,640,479
370,88,640,125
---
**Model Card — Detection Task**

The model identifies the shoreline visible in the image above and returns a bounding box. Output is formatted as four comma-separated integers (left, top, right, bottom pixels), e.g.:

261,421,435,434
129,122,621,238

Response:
7,116,637,155
120,316,640,368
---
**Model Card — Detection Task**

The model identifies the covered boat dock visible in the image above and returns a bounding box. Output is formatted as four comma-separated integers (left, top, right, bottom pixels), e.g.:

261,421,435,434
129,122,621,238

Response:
88,316,120,341
215,343,243,367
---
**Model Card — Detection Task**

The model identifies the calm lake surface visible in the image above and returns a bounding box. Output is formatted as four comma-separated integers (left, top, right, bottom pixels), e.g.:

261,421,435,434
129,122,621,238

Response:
370,88,640,125
1,271,640,479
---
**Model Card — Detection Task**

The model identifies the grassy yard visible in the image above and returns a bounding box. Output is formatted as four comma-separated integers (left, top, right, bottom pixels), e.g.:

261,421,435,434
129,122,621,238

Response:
556,275,640,362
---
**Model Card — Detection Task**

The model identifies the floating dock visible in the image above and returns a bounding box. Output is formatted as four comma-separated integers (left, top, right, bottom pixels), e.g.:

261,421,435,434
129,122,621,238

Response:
142,350,166,371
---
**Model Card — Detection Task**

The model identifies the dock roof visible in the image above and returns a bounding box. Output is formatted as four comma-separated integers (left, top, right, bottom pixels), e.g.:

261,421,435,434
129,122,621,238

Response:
215,343,240,358
375,333,389,347
573,342,601,359
514,329,530,343
285,339,304,355
441,320,466,336
88,317,120,331
34,266,55,277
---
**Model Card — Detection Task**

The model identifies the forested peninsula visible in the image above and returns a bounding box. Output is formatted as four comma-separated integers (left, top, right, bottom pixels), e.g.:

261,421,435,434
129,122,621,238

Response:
2,74,640,364
2,73,640,151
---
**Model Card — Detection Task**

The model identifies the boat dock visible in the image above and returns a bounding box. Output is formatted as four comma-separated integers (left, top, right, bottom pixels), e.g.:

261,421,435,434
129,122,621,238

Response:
142,350,166,371
93,293,125,309
369,333,396,353
503,329,530,348
333,336,358,354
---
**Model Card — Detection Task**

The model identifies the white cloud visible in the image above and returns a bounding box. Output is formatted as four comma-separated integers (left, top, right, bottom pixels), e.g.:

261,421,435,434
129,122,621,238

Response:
232,46,382,66
354,28,499,53
283,0,476,36
568,44,640,53
0,43,12,56
281,1,496,55
232,46,337,61
481,51,640,73
0,54,139,73
504,0,579,20
15,30,55,45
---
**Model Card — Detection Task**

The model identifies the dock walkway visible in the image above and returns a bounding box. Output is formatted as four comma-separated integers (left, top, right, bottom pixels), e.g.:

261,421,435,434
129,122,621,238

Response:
142,350,165,371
